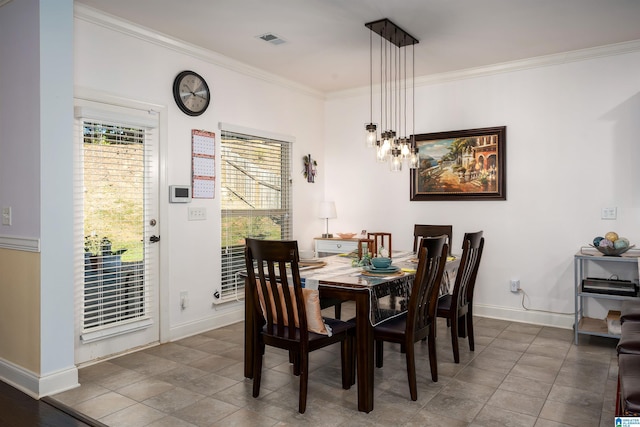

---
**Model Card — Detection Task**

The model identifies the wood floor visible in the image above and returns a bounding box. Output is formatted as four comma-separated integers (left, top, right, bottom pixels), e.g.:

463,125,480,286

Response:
0,380,104,427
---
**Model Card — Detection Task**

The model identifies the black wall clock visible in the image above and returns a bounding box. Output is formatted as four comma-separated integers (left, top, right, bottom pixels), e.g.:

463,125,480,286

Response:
172,70,210,116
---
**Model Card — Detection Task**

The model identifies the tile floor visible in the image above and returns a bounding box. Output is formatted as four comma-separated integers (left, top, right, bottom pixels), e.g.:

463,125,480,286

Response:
51,302,619,427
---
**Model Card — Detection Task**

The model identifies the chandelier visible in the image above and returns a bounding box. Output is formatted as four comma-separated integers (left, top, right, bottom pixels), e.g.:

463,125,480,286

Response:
364,19,419,171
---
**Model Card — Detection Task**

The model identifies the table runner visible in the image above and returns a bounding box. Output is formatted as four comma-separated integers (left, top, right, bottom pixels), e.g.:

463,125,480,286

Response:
302,252,420,326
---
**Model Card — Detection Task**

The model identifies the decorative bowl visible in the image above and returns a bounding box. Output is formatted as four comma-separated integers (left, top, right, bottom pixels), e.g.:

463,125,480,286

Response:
590,244,635,256
371,257,392,268
337,232,356,239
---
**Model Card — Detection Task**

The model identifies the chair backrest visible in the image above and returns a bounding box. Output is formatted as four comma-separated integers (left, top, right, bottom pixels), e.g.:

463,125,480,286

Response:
413,224,453,255
451,231,484,310
367,232,392,257
244,238,308,341
406,235,448,337
357,238,374,259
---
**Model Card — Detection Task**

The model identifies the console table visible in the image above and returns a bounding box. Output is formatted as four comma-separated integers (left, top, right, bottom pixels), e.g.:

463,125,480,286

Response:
314,237,359,257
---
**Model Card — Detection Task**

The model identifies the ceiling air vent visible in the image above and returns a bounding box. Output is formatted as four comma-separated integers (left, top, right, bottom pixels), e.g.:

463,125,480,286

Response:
257,33,286,46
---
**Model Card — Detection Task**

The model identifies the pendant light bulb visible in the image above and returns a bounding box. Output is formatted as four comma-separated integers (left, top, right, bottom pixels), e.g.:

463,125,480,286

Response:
409,145,419,169
400,138,410,157
365,123,377,148
375,140,385,162
390,148,402,172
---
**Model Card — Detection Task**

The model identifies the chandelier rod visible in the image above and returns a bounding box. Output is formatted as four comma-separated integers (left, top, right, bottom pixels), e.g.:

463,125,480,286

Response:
369,29,373,123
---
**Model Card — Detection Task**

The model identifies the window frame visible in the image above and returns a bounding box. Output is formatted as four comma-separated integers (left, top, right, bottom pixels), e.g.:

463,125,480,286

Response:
219,124,293,303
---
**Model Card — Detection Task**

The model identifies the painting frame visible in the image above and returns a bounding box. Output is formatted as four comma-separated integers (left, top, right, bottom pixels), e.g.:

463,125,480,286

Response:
410,126,506,201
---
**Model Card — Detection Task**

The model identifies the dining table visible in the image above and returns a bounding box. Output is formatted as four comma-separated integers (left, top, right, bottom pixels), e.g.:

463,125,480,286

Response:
243,250,460,413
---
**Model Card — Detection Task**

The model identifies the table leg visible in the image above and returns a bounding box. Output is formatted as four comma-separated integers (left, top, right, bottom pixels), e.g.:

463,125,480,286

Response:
320,286,374,413
354,290,374,413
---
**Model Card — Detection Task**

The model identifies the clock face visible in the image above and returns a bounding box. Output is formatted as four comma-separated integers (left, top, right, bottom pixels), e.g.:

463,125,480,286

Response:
172,70,210,116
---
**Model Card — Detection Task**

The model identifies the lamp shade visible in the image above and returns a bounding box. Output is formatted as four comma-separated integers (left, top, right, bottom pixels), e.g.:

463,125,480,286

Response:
319,201,337,219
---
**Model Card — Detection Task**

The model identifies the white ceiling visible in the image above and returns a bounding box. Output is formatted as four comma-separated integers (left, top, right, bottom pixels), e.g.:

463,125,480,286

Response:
74,0,640,93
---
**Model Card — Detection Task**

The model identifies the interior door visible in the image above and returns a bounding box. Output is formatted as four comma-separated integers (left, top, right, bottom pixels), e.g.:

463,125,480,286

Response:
74,103,160,364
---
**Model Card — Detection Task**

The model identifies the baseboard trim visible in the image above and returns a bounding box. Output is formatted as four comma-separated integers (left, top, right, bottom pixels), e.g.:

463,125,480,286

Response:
169,302,574,342
170,303,244,341
0,357,78,399
38,366,80,397
474,303,574,329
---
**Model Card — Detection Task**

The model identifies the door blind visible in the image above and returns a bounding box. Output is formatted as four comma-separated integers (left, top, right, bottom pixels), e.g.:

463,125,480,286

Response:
76,117,155,334
220,130,292,303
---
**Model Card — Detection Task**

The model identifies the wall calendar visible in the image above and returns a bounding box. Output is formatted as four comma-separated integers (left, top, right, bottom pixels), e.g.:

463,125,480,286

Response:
192,129,215,198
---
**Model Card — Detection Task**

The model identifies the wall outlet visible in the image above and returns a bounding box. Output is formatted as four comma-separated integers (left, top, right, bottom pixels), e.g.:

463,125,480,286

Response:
510,280,520,293
180,291,189,309
2,207,11,226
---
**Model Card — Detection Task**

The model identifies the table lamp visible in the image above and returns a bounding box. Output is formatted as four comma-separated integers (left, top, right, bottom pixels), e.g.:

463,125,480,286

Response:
319,201,337,238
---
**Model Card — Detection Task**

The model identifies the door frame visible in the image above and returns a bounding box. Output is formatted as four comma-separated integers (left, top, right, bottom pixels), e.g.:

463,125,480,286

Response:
74,88,170,360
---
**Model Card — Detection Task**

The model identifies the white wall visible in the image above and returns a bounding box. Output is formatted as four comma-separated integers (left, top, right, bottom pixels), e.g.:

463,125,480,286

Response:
325,49,640,327
74,6,640,338
74,10,326,340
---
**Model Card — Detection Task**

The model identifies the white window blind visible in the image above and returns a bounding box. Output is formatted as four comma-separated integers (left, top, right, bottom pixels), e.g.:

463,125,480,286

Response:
220,129,292,303
75,113,156,336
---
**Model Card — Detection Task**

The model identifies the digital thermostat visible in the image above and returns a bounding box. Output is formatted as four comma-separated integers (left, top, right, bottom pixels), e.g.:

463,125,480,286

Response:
169,185,191,203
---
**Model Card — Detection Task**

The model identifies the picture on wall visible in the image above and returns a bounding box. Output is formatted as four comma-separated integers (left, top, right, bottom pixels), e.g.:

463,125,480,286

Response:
410,126,506,201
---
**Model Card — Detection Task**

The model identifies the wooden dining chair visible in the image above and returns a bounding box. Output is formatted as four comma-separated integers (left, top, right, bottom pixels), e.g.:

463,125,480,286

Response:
367,232,392,257
357,238,374,259
373,235,448,400
413,224,453,255
436,231,484,363
244,238,355,413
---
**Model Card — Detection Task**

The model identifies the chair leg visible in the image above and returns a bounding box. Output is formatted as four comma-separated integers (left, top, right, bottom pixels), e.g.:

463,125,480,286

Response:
405,342,417,401
298,352,309,414
457,314,468,338
349,334,357,386
428,325,438,382
292,350,301,376
334,303,342,319
375,340,384,368
467,308,475,351
340,336,352,389
252,341,264,398
450,315,460,363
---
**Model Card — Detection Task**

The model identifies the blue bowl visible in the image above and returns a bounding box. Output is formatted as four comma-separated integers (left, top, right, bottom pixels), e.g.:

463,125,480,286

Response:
371,257,392,268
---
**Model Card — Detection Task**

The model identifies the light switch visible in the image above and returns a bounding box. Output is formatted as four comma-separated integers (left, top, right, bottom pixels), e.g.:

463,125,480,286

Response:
188,207,207,221
2,207,11,226
601,207,617,220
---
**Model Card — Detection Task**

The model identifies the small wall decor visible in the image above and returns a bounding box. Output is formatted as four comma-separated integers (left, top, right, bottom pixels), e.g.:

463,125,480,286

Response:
303,153,317,183
410,126,506,201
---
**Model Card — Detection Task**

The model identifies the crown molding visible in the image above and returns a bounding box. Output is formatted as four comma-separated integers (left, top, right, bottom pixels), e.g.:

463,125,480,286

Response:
330,38,640,100
74,4,640,102
417,39,640,86
73,4,325,100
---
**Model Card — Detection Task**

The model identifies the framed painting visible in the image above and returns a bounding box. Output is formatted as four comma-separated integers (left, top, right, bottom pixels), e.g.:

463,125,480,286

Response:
410,126,506,201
